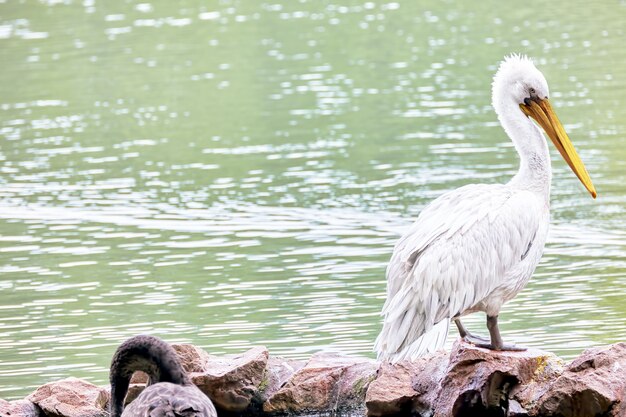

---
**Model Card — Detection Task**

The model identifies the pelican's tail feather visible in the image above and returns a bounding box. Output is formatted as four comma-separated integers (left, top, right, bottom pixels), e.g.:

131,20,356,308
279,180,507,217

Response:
376,319,449,363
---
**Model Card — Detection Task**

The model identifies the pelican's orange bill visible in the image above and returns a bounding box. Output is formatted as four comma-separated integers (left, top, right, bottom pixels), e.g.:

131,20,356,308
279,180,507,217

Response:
520,98,597,198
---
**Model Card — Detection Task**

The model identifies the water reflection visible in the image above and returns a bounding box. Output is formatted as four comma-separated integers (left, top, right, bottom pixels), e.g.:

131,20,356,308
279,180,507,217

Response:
1,0,625,400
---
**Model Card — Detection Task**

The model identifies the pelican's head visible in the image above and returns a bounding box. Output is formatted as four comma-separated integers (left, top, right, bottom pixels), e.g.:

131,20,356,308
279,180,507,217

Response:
492,54,596,199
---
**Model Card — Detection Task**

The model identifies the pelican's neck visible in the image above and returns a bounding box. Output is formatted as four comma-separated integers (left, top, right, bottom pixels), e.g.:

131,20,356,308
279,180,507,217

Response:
495,100,552,199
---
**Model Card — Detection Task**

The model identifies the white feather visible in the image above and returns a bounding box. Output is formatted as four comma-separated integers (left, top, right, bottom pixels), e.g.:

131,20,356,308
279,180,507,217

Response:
375,319,449,362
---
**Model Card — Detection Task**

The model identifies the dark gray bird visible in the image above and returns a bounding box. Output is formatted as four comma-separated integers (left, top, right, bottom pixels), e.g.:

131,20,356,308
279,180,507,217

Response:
109,335,217,417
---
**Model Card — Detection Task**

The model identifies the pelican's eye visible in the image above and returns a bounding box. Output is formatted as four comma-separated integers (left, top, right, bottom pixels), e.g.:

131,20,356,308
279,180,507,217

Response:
529,87,536,95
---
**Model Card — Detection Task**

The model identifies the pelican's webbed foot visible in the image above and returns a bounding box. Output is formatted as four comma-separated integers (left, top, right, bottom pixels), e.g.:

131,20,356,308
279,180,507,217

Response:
468,339,527,351
454,315,527,352
463,333,493,346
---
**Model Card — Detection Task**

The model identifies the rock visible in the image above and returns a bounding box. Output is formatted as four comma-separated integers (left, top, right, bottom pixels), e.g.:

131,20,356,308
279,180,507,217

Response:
365,350,449,416
509,348,565,412
123,384,147,406
255,357,306,404
0,398,42,417
9,342,626,417
173,343,212,373
614,399,626,417
435,340,563,417
411,350,451,416
263,352,377,415
191,346,269,412
366,361,416,416
507,399,529,417
123,371,149,405
129,371,148,384
533,342,626,417
26,377,109,417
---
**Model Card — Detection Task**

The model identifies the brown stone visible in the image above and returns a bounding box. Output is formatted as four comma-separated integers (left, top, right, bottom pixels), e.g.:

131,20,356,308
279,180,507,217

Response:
27,377,109,417
336,360,378,409
533,342,626,417
411,350,451,415
366,361,416,416
613,398,626,417
263,352,377,414
191,346,269,412
172,343,212,373
365,350,448,416
11,342,626,417
255,357,306,404
0,398,42,417
509,347,564,411
120,374,149,409
128,371,148,384
507,399,529,417
123,384,147,406
435,340,563,417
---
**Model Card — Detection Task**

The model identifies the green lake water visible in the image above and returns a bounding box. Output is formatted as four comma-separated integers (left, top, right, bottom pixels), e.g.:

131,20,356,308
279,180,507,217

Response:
1,0,625,399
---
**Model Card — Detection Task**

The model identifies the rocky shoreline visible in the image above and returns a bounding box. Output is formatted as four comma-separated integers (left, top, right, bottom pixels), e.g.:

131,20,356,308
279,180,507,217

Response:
1,341,624,417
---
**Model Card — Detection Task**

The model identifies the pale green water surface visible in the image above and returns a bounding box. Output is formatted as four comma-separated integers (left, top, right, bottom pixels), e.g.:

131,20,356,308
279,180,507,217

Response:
1,0,625,399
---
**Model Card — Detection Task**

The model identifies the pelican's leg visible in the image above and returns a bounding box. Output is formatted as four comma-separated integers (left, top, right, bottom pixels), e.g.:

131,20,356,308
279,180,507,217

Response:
453,317,491,345
485,315,526,351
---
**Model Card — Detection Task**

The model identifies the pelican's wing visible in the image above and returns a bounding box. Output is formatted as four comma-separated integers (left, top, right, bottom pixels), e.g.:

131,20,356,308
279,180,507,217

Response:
376,184,543,359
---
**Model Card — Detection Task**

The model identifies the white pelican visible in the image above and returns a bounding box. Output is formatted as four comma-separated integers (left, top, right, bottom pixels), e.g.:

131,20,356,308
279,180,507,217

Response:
110,335,217,417
375,55,596,362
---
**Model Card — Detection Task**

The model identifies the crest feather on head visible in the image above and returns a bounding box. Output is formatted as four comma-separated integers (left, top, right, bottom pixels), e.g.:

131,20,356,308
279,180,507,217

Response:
493,54,537,87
